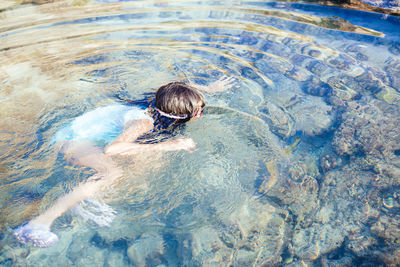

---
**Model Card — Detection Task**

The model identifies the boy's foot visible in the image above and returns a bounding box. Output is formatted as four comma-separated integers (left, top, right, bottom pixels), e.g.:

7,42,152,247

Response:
13,223,59,248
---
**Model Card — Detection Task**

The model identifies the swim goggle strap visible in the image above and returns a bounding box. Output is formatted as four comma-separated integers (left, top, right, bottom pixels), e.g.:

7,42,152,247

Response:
155,108,190,120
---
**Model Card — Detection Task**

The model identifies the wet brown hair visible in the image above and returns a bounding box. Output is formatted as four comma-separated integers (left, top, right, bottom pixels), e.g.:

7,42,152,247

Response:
155,82,205,118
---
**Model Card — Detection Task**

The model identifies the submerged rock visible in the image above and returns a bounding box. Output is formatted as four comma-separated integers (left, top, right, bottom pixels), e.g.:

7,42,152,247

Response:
285,66,312,82
261,90,335,138
389,42,400,56
286,95,335,137
343,43,369,61
305,60,329,76
328,54,357,71
106,250,128,267
332,71,385,96
127,233,165,267
261,159,320,226
0,246,29,266
178,199,286,266
315,149,400,266
370,215,400,266
291,223,346,261
258,101,296,139
179,226,225,266
385,58,400,92
302,77,332,97
326,75,360,106
332,97,400,162
346,233,377,258
319,153,342,173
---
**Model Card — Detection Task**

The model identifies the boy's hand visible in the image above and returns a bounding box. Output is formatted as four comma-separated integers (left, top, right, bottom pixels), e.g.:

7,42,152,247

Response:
189,75,236,93
207,76,236,93
170,138,196,152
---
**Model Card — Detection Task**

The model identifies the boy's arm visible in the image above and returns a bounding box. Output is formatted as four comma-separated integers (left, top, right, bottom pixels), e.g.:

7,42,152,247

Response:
109,118,154,145
104,138,195,156
105,118,195,156
190,75,236,93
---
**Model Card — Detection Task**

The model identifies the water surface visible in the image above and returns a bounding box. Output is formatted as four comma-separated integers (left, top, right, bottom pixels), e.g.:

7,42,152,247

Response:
1,0,400,266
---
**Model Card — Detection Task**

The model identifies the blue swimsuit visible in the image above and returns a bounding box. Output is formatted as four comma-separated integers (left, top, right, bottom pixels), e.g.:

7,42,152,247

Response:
53,99,183,145
53,104,154,145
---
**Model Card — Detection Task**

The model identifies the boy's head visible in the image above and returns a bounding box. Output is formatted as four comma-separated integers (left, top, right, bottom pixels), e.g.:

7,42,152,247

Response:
155,82,205,120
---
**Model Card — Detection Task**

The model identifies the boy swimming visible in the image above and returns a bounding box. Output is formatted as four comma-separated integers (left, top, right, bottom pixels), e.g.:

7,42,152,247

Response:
14,77,235,248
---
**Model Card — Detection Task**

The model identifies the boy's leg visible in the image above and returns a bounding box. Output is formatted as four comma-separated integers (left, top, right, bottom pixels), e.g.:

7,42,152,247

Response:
14,141,122,247
14,176,103,248
33,141,122,225
60,141,121,176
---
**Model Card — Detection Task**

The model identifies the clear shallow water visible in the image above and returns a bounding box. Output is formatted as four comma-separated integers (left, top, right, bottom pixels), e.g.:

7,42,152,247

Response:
1,0,400,266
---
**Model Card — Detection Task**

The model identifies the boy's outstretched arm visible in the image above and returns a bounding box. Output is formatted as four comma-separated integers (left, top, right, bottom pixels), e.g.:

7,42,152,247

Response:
105,117,195,156
190,75,236,93
105,138,195,156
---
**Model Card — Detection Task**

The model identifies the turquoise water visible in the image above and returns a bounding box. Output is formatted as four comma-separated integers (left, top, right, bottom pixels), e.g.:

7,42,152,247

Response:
0,0,400,266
